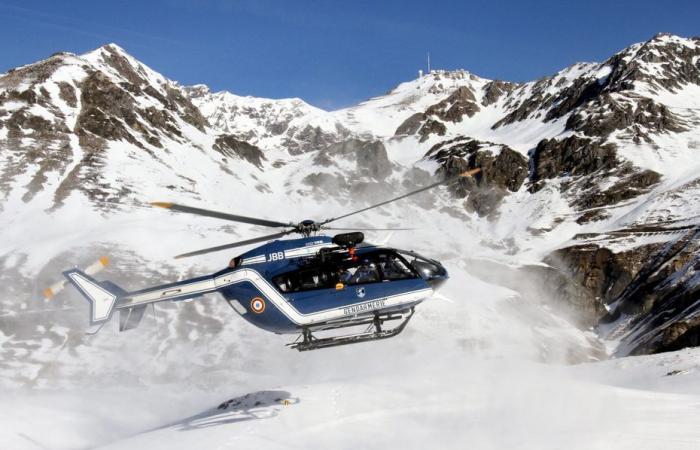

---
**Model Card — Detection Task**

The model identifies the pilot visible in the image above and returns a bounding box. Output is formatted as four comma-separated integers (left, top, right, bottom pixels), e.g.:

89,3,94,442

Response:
380,258,406,280
352,261,379,284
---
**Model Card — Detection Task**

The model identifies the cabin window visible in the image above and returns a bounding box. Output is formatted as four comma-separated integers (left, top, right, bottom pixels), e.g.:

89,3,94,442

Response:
274,267,335,293
272,250,418,293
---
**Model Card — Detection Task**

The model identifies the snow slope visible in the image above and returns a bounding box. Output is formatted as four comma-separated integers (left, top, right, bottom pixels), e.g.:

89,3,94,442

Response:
2,261,699,450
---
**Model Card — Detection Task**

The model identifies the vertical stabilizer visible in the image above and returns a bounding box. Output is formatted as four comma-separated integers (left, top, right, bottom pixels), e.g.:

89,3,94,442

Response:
63,269,121,325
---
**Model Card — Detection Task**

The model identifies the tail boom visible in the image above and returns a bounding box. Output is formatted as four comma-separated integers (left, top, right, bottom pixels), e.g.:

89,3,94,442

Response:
63,269,220,329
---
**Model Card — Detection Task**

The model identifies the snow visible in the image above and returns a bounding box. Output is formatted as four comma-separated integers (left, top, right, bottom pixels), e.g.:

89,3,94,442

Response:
3,34,700,450
3,348,700,449
595,65,613,85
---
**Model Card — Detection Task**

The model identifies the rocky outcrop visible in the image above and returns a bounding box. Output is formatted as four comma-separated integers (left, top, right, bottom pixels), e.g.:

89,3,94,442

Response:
213,135,265,168
302,139,392,200
314,139,391,179
425,137,528,217
425,86,480,122
394,112,424,136
492,75,560,128
481,80,517,106
284,123,353,155
547,228,700,355
416,119,447,142
394,86,479,142
530,136,617,184
76,71,158,149
566,95,688,142
529,135,661,217
573,167,661,212
545,243,662,322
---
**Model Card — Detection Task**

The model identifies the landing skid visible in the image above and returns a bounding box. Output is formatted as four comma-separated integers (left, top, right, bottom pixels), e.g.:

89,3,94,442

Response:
287,307,415,351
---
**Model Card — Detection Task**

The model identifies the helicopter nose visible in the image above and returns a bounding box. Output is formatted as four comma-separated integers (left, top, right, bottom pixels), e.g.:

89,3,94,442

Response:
427,261,448,290
408,255,448,290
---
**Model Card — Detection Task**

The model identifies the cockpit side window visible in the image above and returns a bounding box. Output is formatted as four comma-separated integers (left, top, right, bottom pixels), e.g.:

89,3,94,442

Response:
376,252,416,281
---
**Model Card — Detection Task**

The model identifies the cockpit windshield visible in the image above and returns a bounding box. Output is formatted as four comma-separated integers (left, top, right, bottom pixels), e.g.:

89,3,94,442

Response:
396,250,447,286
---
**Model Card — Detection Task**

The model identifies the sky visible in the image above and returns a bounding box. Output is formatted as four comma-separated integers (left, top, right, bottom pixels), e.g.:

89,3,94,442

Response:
0,0,698,110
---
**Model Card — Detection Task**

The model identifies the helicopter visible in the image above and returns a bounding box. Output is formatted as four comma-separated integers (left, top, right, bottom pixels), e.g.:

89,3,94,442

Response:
64,168,480,351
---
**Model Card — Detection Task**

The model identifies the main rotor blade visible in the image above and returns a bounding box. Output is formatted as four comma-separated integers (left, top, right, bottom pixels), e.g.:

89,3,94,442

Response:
321,227,415,231
151,202,292,228
321,168,481,225
174,231,292,259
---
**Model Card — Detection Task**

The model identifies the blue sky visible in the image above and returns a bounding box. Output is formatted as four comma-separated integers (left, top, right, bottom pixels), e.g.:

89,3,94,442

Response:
0,0,697,110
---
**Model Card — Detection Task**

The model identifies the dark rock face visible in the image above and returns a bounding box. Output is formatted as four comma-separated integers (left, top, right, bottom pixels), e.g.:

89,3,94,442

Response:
425,86,480,122
481,80,517,107
100,44,148,86
530,136,617,183
76,71,149,149
427,137,528,192
0,108,72,204
529,135,661,215
566,95,688,141
302,172,347,194
394,86,479,142
394,112,424,136
609,230,700,355
394,114,447,142
315,139,392,179
57,82,77,107
164,86,209,132
545,243,661,323
425,137,528,216
573,168,661,211
417,119,447,142
492,76,558,128
284,123,353,155
213,135,265,168
548,228,700,355
603,34,700,94
544,77,605,122
662,317,700,352
302,139,393,202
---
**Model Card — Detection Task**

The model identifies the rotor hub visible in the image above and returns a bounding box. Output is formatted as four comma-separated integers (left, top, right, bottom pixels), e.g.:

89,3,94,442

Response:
296,220,321,237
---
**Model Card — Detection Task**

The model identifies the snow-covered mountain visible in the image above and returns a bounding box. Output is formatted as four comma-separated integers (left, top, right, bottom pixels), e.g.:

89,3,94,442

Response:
1,33,700,449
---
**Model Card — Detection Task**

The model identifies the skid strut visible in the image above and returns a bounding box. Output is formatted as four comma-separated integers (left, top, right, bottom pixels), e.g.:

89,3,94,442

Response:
288,307,415,352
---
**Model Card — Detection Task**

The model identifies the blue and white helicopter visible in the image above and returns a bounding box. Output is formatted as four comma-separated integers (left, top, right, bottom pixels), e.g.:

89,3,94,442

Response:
64,168,479,351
